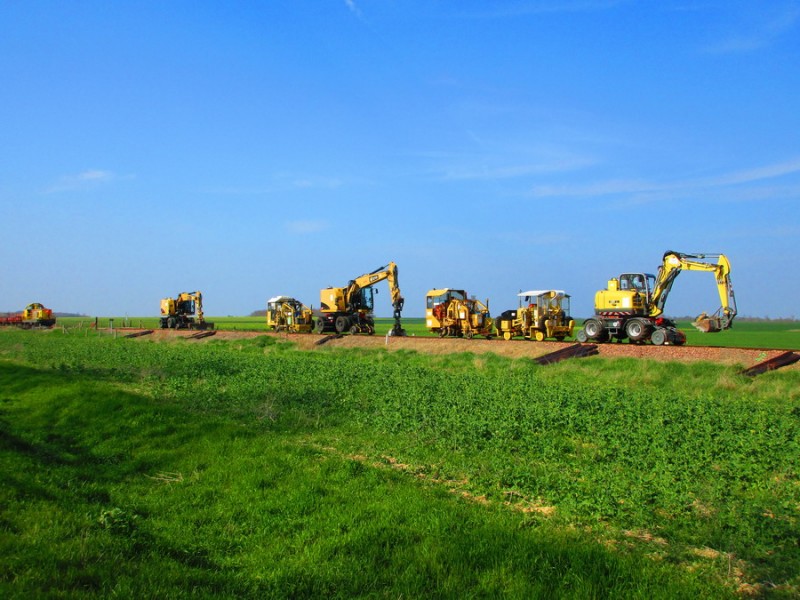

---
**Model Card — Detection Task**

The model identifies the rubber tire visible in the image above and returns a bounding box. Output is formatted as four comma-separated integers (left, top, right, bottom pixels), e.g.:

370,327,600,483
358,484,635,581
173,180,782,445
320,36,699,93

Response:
576,330,589,343
583,319,604,339
651,329,667,346
625,319,646,342
335,316,349,333
315,319,326,334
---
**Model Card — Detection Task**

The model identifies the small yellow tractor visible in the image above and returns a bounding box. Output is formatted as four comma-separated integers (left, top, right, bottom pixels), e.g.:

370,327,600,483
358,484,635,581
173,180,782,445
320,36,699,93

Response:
266,296,315,333
495,290,575,342
425,288,494,339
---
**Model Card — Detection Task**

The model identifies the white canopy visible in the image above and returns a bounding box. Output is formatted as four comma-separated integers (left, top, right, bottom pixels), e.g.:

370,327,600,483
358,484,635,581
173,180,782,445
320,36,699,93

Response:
518,290,568,298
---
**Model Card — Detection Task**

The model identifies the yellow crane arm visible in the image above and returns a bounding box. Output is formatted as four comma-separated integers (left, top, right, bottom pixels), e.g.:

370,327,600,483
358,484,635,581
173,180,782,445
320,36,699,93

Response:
650,252,737,330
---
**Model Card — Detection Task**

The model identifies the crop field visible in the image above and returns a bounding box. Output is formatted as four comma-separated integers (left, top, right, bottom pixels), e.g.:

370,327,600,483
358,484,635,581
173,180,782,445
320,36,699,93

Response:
1,328,799,597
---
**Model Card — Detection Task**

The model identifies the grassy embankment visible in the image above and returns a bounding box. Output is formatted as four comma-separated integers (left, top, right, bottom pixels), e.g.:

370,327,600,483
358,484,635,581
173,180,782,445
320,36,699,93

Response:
1,330,799,597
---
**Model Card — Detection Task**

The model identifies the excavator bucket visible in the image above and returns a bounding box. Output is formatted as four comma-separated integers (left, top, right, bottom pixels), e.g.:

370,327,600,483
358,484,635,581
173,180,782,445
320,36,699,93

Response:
692,313,722,333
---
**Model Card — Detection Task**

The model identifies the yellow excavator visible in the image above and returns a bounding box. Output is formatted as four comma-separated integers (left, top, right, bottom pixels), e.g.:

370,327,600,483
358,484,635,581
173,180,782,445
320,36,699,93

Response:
159,291,212,330
317,262,405,335
577,251,737,345
266,296,315,333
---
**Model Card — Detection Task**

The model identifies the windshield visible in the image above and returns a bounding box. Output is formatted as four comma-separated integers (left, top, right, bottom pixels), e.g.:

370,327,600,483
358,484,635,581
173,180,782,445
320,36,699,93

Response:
358,288,375,311
427,290,465,309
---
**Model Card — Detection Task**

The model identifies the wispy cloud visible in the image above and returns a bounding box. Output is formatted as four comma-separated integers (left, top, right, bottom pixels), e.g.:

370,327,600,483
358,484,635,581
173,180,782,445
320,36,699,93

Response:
344,0,362,18
704,4,800,54
439,156,597,181
460,0,627,18
703,157,800,186
288,176,344,190
200,175,346,196
529,157,800,202
45,169,119,193
285,220,329,234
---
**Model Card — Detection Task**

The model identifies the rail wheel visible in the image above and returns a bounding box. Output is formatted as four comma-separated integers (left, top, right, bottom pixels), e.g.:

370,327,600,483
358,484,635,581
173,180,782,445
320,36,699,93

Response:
651,328,667,346
534,330,545,342
503,331,512,341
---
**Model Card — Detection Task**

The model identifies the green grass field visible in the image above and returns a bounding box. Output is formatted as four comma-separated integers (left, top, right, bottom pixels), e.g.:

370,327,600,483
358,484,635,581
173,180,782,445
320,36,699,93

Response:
55,315,800,350
1,328,799,597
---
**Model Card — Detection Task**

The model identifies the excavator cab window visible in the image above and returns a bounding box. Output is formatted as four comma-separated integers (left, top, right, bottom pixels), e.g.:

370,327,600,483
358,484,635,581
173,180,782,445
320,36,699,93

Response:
357,288,375,311
427,290,465,310
645,274,656,295
620,274,652,295
177,299,195,314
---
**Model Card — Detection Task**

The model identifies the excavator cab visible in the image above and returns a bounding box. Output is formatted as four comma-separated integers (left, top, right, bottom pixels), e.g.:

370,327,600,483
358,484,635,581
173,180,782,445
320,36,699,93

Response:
353,287,375,312
618,273,655,297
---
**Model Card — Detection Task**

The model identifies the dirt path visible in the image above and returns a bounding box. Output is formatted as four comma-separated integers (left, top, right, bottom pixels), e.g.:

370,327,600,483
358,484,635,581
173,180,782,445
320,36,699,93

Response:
118,328,797,369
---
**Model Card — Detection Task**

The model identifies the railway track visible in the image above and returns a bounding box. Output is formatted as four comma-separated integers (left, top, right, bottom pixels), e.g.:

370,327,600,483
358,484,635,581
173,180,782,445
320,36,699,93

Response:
97,327,799,370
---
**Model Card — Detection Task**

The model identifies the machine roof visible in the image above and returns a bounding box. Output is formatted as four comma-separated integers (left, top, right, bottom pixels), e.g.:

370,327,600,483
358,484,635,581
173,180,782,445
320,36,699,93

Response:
518,290,569,298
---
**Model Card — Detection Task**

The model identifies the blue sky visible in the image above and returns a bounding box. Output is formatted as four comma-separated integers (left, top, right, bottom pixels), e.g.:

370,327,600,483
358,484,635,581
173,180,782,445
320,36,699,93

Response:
2,1,799,319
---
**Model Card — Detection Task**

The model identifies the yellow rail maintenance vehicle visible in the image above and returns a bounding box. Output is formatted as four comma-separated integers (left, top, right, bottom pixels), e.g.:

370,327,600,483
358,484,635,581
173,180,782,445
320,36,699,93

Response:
495,290,575,341
159,291,213,330
577,250,737,345
0,302,56,328
318,262,405,336
266,296,315,333
425,288,494,339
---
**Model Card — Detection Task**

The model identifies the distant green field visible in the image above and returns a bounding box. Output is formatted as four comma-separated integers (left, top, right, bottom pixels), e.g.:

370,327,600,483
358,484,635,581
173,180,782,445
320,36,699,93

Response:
54,316,799,350
676,320,800,349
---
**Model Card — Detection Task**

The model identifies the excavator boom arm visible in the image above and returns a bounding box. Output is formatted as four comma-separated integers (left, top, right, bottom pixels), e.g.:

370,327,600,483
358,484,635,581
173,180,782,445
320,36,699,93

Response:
650,252,736,329
344,262,405,334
